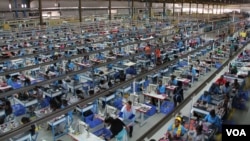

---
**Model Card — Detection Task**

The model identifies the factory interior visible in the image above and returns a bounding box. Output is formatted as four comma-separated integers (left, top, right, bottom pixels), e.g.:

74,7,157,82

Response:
1,0,250,141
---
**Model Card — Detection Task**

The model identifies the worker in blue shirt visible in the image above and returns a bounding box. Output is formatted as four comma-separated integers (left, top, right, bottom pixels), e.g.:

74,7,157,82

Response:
167,116,187,140
64,51,71,57
190,65,197,83
34,57,39,65
6,75,13,86
66,60,74,73
82,56,90,63
118,48,125,54
169,75,178,86
107,64,113,70
156,80,166,94
48,44,53,50
152,80,166,106
203,109,221,132
199,92,212,104
143,78,150,89
96,52,104,60
73,74,80,82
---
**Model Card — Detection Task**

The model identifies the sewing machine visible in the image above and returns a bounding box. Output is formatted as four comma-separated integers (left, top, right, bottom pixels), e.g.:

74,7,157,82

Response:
76,104,94,118
68,120,105,141
104,105,118,118
129,94,140,106
147,84,157,93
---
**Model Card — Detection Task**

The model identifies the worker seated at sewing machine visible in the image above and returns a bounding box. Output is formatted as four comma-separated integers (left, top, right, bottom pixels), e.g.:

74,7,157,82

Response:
82,55,90,64
168,75,178,86
0,99,13,124
75,89,85,99
99,79,110,90
96,52,105,61
65,60,75,73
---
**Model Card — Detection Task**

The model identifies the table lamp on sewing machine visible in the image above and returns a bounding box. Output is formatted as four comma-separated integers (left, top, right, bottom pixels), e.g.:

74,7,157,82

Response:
129,94,140,106
72,120,90,137
104,105,117,118
147,84,157,94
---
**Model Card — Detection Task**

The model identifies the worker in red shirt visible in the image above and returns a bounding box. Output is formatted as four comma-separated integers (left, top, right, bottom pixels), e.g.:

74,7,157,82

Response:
144,44,151,59
155,45,161,59
216,75,227,85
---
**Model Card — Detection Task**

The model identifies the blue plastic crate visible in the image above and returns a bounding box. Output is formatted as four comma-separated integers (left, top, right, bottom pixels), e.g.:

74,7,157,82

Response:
238,91,249,101
40,98,50,108
145,103,156,116
215,63,222,69
93,128,112,139
160,101,174,115
12,104,26,116
86,118,103,128
11,83,22,89
113,98,123,110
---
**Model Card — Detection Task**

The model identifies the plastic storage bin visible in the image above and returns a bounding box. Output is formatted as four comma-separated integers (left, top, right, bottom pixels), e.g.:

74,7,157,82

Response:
160,101,174,115
145,103,156,116
12,104,26,116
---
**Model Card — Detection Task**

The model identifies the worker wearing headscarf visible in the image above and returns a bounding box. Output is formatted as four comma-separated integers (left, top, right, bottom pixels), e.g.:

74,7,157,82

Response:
167,116,187,139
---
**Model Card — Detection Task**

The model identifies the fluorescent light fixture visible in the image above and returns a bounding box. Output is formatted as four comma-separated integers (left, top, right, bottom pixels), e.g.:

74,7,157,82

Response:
9,3,11,9
21,4,24,8
24,4,27,8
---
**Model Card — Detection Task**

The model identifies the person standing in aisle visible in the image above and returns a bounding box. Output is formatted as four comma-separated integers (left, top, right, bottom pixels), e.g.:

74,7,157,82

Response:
155,45,161,62
120,101,136,138
144,44,152,60
167,117,187,140
104,117,128,141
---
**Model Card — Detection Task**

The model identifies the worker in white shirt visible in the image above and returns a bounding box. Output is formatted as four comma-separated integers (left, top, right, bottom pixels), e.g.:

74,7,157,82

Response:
120,101,136,138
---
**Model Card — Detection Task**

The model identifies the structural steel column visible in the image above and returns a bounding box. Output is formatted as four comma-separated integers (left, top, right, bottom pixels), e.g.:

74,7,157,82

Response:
207,4,210,20
149,0,152,19
108,0,111,20
207,4,209,14
14,0,18,18
202,2,204,15
220,4,222,14
78,0,82,22
22,0,27,17
163,0,166,17
172,0,175,20
212,4,214,14
181,0,184,15
38,0,43,25
27,0,31,8
189,1,192,16
131,0,134,19
216,5,218,14
128,0,131,15
196,1,198,17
